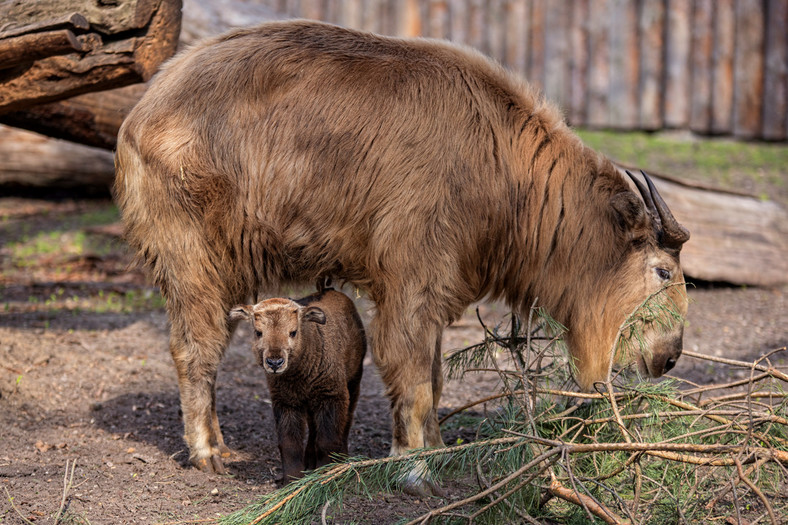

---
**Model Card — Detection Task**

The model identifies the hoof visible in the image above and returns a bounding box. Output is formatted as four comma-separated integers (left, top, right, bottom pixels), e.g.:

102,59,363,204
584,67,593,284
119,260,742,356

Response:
218,444,234,459
400,461,447,498
191,453,227,474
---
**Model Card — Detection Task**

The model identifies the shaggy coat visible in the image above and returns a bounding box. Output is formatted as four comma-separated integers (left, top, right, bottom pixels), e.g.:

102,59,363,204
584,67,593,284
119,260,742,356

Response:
230,289,366,482
114,20,690,485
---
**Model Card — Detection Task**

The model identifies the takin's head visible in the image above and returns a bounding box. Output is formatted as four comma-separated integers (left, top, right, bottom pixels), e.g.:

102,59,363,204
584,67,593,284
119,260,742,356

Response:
563,170,691,391
229,298,326,375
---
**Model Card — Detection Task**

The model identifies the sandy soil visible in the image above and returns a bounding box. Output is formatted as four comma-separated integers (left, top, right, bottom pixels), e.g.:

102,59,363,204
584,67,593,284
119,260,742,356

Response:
1,197,786,524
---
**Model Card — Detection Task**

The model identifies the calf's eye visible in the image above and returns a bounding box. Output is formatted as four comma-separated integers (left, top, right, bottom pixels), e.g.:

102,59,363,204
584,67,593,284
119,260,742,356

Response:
255,330,262,338
289,330,297,338
655,268,671,281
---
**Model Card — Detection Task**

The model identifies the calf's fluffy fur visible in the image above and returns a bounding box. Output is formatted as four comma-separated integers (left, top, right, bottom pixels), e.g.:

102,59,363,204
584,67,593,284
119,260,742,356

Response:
230,289,366,481
114,20,689,490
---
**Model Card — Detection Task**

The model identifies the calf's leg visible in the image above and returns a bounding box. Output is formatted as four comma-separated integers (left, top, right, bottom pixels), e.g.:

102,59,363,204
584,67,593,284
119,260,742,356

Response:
344,369,363,446
274,405,308,481
305,412,317,471
313,396,349,469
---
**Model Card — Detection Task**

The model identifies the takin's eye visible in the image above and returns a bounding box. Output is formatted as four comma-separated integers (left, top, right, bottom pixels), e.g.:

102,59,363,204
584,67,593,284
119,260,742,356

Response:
255,330,262,338
655,267,671,281
289,330,297,338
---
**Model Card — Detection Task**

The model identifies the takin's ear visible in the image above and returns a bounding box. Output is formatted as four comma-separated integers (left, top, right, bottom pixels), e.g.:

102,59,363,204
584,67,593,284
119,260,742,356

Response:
302,306,327,325
610,191,647,231
228,305,253,323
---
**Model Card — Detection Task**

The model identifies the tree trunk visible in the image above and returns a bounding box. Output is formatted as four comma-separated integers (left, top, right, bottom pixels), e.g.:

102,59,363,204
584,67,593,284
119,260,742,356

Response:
0,124,114,191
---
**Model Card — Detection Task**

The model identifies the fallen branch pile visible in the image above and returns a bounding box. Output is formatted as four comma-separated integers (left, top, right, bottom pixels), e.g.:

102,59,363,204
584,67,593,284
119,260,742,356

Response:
221,291,788,525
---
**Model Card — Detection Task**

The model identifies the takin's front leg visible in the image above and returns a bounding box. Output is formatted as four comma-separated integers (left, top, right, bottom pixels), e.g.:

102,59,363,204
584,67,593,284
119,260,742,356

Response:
373,310,446,497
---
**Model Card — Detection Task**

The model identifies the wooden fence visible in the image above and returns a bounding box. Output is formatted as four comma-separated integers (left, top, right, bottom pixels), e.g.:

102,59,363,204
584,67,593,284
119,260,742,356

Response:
256,0,788,141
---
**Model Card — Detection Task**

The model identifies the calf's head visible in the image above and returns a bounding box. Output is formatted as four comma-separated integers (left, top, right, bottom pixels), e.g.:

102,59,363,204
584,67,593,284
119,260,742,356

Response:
229,298,326,374
566,170,690,390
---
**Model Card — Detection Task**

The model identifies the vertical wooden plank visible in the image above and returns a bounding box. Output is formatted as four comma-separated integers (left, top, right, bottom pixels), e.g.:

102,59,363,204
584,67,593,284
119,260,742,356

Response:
427,0,450,39
528,0,546,91
568,0,589,126
639,0,665,130
323,0,338,24
503,0,529,76
664,0,691,128
338,0,364,29
762,0,788,140
449,0,467,44
375,0,397,35
690,0,713,133
587,0,610,127
543,1,571,110
285,0,302,18
396,0,422,37
487,0,506,63
608,0,639,129
467,0,487,52
711,0,735,134
361,0,381,33
269,0,283,15
733,0,765,138
300,0,323,21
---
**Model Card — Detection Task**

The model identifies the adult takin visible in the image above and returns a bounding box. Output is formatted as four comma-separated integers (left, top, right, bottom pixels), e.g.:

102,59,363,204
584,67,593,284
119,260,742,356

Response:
229,288,366,482
114,20,690,492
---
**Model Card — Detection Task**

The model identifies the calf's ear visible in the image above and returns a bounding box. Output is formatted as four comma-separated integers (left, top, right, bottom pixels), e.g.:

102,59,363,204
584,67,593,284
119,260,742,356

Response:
228,305,252,322
302,306,327,325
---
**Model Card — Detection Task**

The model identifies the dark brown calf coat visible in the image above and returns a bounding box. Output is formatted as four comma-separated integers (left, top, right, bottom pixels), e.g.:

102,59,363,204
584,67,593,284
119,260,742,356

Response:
114,20,689,485
230,289,366,481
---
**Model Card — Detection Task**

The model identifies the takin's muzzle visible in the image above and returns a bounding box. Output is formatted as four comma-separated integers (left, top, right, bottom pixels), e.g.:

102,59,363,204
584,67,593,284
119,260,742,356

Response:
639,325,684,378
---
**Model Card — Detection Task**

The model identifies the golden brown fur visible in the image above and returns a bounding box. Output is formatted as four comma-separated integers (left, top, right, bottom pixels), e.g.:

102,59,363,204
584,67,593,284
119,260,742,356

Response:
114,20,689,486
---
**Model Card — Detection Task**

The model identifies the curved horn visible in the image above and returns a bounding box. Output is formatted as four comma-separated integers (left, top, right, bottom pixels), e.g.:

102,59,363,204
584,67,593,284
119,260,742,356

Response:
640,170,690,249
625,169,659,227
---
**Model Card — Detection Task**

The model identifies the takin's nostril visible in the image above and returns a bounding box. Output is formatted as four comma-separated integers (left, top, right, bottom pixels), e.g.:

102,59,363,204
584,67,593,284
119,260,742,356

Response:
266,357,285,371
664,357,677,372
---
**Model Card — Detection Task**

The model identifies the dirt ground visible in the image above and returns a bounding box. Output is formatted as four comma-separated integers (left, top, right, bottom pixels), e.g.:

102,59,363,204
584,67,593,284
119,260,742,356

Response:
1,196,786,525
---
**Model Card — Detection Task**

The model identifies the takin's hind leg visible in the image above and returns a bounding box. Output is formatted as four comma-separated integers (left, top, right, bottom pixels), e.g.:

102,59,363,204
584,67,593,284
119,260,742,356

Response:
168,293,237,474
423,332,445,448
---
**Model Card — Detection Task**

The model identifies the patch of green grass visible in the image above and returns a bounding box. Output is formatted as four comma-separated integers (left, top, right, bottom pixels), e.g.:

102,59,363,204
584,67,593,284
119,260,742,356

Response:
576,129,788,204
88,289,166,313
7,228,122,270
78,205,119,227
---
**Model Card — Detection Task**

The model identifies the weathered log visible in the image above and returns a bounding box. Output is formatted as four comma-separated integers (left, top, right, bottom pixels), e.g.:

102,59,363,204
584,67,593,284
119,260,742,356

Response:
0,0,279,148
0,83,146,149
0,124,114,189
0,0,182,113
0,29,86,69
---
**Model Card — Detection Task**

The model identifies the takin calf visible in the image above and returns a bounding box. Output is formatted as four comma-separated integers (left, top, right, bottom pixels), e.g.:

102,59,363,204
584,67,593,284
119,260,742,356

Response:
115,19,690,494
230,288,366,481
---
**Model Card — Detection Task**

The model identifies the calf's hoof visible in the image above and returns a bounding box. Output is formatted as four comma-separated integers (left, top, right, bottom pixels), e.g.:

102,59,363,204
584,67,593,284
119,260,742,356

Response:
191,453,227,475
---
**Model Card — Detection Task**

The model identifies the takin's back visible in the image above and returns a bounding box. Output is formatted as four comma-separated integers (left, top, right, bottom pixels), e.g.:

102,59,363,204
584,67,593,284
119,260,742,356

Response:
114,19,588,314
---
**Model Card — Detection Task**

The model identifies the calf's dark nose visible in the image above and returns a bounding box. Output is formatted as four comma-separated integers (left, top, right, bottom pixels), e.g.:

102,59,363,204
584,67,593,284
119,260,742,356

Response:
664,357,676,372
266,357,285,372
